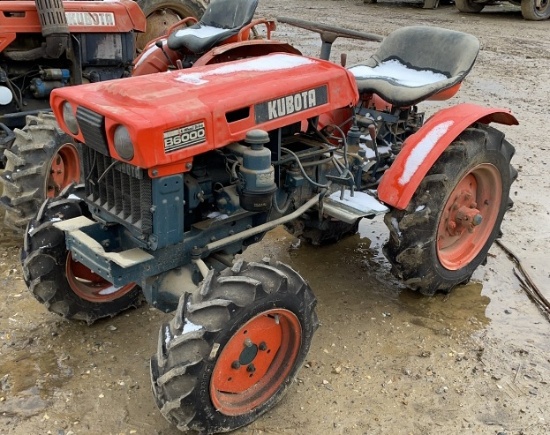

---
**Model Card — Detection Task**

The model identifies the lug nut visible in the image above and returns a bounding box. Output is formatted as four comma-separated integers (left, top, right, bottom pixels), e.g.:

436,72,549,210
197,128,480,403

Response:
259,342,267,351
231,361,241,369
472,214,483,226
247,364,256,373
244,338,253,348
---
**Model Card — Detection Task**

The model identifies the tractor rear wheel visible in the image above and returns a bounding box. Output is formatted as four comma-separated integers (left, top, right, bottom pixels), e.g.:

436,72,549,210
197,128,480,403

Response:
521,0,550,20
1,113,80,233
455,0,485,12
135,0,206,51
151,260,318,433
22,186,142,324
383,124,516,295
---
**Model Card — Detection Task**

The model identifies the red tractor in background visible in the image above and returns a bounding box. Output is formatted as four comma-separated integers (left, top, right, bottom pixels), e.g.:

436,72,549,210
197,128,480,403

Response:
23,0,517,432
0,0,207,232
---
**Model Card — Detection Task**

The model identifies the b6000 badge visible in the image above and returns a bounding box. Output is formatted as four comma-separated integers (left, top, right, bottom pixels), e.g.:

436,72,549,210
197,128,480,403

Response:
164,121,206,153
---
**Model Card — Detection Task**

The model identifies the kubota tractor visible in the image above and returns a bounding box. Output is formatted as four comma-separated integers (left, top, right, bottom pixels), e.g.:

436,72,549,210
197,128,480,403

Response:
0,0,207,232
26,6,517,433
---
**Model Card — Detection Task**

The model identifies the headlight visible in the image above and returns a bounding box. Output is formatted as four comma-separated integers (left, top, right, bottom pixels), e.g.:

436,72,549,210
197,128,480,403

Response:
62,102,79,134
113,125,134,160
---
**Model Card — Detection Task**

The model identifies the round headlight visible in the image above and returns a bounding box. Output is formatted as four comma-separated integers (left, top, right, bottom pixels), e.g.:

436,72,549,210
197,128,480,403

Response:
114,125,134,160
62,102,79,135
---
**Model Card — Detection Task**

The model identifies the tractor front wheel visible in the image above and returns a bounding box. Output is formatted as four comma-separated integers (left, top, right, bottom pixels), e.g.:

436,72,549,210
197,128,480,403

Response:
521,0,550,20
151,260,318,433
22,186,142,323
383,124,516,295
1,113,80,233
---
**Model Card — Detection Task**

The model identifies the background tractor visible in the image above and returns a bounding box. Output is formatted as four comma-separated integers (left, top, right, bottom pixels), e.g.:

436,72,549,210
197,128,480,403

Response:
455,0,550,21
23,2,517,433
0,0,207,232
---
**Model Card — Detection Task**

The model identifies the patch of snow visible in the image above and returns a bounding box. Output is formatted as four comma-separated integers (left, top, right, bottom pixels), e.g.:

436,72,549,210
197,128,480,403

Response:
175,25,227,39
174,54,315,85
358,143,391,160
68,194,81,200
399,120,454,185
164,326,171,347
98,284,124,296
183,320,202,333
359,143,376,159
207,211,229,220
391,217,401,237
328,190,388,213
415,205,426,212
349,59,448,88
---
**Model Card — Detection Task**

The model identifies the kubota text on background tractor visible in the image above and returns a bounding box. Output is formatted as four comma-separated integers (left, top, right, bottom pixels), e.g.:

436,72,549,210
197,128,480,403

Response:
0,0,207,231
23,4,517,432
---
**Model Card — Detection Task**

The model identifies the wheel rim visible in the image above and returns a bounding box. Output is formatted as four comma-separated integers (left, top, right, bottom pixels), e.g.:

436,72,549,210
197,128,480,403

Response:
47,143,80,198
437,163,502,270
536,0,550,16
66,253,136,302
136,8,185,51
210,308,302,416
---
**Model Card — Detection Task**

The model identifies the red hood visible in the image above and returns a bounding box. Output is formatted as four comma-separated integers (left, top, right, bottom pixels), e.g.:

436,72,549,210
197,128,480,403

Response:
51,53,359,176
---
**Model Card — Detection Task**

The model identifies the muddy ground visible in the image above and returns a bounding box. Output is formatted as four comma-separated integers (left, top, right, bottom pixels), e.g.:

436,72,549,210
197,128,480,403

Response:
1,1,550,434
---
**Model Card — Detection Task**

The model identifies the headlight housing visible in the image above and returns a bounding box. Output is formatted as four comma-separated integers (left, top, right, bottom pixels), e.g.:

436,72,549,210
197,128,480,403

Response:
62,102,79,135
113,125,134,160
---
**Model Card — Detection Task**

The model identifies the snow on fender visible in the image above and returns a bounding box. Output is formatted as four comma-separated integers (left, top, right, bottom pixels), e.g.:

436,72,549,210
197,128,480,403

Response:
377,103,518,210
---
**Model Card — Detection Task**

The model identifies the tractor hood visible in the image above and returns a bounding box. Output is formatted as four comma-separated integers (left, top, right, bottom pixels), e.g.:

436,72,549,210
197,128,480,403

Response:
51,53,359,177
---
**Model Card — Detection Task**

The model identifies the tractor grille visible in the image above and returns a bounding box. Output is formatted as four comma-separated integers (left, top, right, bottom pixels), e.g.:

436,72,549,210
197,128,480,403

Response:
76,107,109,156
82,147,153,234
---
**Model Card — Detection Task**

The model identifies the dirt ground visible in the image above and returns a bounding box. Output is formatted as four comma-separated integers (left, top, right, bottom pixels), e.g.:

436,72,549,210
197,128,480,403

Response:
1,1,550,434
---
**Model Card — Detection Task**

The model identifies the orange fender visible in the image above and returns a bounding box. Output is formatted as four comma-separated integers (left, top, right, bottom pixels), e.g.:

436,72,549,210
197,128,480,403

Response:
377,103,518,210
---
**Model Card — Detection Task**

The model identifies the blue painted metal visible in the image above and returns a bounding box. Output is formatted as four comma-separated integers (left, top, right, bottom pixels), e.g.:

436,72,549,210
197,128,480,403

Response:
151,175,184,249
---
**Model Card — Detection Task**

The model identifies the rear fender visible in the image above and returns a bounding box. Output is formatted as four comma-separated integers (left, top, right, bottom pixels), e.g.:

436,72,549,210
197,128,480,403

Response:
132,36,180,76
377,103,518,210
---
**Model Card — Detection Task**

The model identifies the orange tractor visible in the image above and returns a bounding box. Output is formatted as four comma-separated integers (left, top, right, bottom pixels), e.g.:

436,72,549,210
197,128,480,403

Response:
22,0,517,432
0,0,207,231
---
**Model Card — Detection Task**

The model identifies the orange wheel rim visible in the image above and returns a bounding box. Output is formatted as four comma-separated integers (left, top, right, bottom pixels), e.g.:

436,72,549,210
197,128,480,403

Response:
47,143,81,198
66,253,136,302
137,9,182,51
210,309,302,416
437,163,502,270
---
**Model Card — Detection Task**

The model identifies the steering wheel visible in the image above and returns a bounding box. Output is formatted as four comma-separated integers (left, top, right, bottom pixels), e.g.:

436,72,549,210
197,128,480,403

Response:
277,17,383,44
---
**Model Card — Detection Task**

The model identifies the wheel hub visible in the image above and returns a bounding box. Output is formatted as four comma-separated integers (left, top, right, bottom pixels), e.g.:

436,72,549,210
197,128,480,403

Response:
444,190,483,236
210,309,301,416
436,164,502,271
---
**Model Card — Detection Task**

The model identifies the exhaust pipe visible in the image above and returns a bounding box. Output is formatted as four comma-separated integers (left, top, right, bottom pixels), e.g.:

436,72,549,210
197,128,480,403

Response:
35,0,69,58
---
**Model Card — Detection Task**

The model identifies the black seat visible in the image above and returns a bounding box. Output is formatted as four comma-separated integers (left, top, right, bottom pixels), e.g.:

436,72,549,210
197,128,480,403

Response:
167,0,258,54
349,26,480,107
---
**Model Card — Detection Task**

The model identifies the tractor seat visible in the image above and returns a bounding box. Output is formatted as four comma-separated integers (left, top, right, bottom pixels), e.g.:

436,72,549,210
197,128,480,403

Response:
168,0,258,54
349,26,480,107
